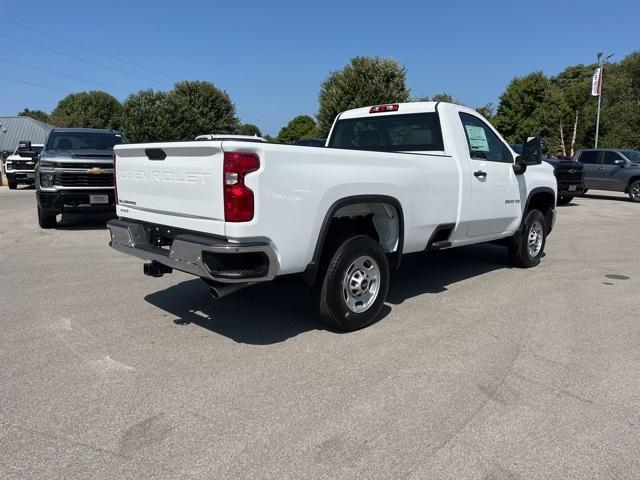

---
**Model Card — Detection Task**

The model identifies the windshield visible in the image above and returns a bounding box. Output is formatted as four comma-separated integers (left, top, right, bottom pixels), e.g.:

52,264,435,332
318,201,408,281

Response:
46,131,125,151
621,150,640,163
328,113,444,152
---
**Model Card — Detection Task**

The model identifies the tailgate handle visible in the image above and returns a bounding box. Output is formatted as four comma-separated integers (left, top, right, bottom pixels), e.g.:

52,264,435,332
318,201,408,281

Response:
145,148,166,161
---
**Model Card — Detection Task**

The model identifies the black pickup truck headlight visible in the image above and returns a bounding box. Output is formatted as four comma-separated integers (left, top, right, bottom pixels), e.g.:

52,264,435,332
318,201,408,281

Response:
40,173,54,188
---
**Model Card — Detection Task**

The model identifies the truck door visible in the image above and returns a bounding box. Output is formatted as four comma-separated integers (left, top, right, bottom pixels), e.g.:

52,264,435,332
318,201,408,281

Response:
458,112,521,237
600,151,627,191
576,150,602,188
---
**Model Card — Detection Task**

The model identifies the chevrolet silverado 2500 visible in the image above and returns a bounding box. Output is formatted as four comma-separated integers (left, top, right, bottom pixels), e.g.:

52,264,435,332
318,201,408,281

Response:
4,141,44,189
107,102,557,331
36,128,126,228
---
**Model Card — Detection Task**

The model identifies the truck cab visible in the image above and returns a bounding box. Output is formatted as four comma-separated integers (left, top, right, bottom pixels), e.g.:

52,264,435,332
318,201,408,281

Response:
36,128,126,228
4,142,44,189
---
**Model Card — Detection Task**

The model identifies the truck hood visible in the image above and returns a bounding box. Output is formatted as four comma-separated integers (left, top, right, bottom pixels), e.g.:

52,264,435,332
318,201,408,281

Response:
42,149,114,160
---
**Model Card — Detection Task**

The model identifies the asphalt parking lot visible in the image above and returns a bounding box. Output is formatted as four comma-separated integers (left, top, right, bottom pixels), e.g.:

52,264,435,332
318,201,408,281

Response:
1,186,639,480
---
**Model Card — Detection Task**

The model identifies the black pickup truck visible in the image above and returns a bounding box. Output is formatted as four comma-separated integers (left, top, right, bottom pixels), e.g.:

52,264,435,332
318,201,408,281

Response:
511,145,585,205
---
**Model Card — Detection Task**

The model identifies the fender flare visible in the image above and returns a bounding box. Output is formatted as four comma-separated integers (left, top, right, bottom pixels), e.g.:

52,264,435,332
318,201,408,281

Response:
303,195,405,286
522,187,556,233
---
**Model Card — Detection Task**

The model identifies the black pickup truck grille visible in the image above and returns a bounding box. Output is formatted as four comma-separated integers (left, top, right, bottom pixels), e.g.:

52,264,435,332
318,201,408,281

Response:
54,173,114,187
555,167,584,184
55,162,113,169
9,160,36,171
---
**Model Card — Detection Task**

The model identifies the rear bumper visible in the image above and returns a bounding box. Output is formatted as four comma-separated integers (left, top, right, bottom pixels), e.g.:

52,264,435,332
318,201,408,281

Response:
107,219,279,284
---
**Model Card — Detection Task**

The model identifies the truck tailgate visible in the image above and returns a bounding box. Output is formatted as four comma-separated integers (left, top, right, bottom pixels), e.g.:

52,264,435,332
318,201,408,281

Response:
113,142,225,236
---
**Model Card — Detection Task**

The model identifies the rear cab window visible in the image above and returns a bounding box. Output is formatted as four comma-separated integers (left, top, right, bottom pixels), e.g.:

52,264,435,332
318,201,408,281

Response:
327,113,444,152
577,151,601,164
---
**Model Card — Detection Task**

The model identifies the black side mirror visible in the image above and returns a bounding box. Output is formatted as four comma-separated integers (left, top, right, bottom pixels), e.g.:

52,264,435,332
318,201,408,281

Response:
517,136,543,166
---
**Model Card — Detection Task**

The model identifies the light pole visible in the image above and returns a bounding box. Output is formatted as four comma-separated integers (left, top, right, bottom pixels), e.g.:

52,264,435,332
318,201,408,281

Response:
594,51,614,148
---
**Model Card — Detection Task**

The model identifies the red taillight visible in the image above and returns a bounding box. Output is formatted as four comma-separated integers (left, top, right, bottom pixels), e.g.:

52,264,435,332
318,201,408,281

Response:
369,104,399,114
112,151,118,205
223,152,260,222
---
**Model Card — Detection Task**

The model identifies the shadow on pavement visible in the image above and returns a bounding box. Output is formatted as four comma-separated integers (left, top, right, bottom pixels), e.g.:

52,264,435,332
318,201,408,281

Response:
582,193,631,203
56,212,116,230
144,243,510,344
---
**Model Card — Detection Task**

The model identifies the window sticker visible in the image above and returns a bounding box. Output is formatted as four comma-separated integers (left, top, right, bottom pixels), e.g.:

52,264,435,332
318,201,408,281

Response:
465,125,489,152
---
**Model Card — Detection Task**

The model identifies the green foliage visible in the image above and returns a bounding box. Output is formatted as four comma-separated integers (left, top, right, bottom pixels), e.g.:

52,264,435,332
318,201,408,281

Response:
17,108,50,123
317,56,411,136
475,103,494,121
167,81,239,140
237,123,262,137
121,90,173,143
430,92,458,103
276,115,317,144
50,91,122,129
493,72,550,145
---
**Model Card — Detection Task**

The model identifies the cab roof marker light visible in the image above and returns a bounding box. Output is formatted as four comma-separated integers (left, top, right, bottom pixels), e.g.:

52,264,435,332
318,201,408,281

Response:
369,104,400,114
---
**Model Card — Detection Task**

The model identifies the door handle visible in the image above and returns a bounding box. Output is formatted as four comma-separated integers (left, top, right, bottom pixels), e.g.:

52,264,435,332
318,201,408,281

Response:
598,167,606,170
474,170,487,178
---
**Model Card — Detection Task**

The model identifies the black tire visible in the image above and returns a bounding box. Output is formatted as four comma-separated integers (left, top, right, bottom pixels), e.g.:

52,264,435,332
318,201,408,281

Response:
37,206,57,229
579,189,589,196
508,209,547,268
556,195,573,205
7,179,17,190
628,180,640,203
318,235,389,331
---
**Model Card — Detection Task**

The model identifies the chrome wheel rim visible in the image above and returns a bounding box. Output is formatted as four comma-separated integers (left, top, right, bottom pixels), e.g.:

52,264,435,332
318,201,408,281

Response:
342,255,381,313
632,184,640,200
528,221,544,258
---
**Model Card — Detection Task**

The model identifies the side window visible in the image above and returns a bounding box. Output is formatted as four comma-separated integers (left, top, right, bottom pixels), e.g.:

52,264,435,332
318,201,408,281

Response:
459,112,507,163
578,151,600,164
602,151,623,165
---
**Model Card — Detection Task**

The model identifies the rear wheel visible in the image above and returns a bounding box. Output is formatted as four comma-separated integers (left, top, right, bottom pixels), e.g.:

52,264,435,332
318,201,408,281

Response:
556,195,573,205
318,235,389,331
628,180,640,203
508,209,547,268
37,206,57,229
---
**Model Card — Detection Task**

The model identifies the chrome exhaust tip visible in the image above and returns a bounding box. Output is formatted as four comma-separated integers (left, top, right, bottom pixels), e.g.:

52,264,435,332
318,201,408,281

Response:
209,282,250,299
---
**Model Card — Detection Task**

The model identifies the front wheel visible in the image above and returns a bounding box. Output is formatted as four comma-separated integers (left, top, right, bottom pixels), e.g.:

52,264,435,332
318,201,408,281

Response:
628,180,640,203
318,235,390,331
37,206,57,229
508,209,547,268
7,179,17,190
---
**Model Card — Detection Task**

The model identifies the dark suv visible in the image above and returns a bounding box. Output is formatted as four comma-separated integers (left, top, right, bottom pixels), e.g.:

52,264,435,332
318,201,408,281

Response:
511,145,585,204
573,149,640,202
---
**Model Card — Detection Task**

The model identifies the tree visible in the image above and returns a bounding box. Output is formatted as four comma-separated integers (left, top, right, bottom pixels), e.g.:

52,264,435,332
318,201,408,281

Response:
121,90,173,142
50,91,122,129
431,92,459,103
18,108,50,123
493,72,550,144
276,115,317,144
475,103,494,121
317,56,411,135
237,123,262,137
167,81,239,140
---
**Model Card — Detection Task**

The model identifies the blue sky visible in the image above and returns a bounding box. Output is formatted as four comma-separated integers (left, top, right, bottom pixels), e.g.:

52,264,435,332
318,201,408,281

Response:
1,0,638,135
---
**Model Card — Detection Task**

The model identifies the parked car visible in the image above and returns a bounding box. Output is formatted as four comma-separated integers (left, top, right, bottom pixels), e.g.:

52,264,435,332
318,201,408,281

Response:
107,102,556,331
4,141,44,189
35,128,126,228
293,138,326,147
511,145,585,205
573,149,640,202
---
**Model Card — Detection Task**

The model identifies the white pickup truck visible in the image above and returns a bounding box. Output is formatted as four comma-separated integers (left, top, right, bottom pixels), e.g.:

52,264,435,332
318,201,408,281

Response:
107,102,556,330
